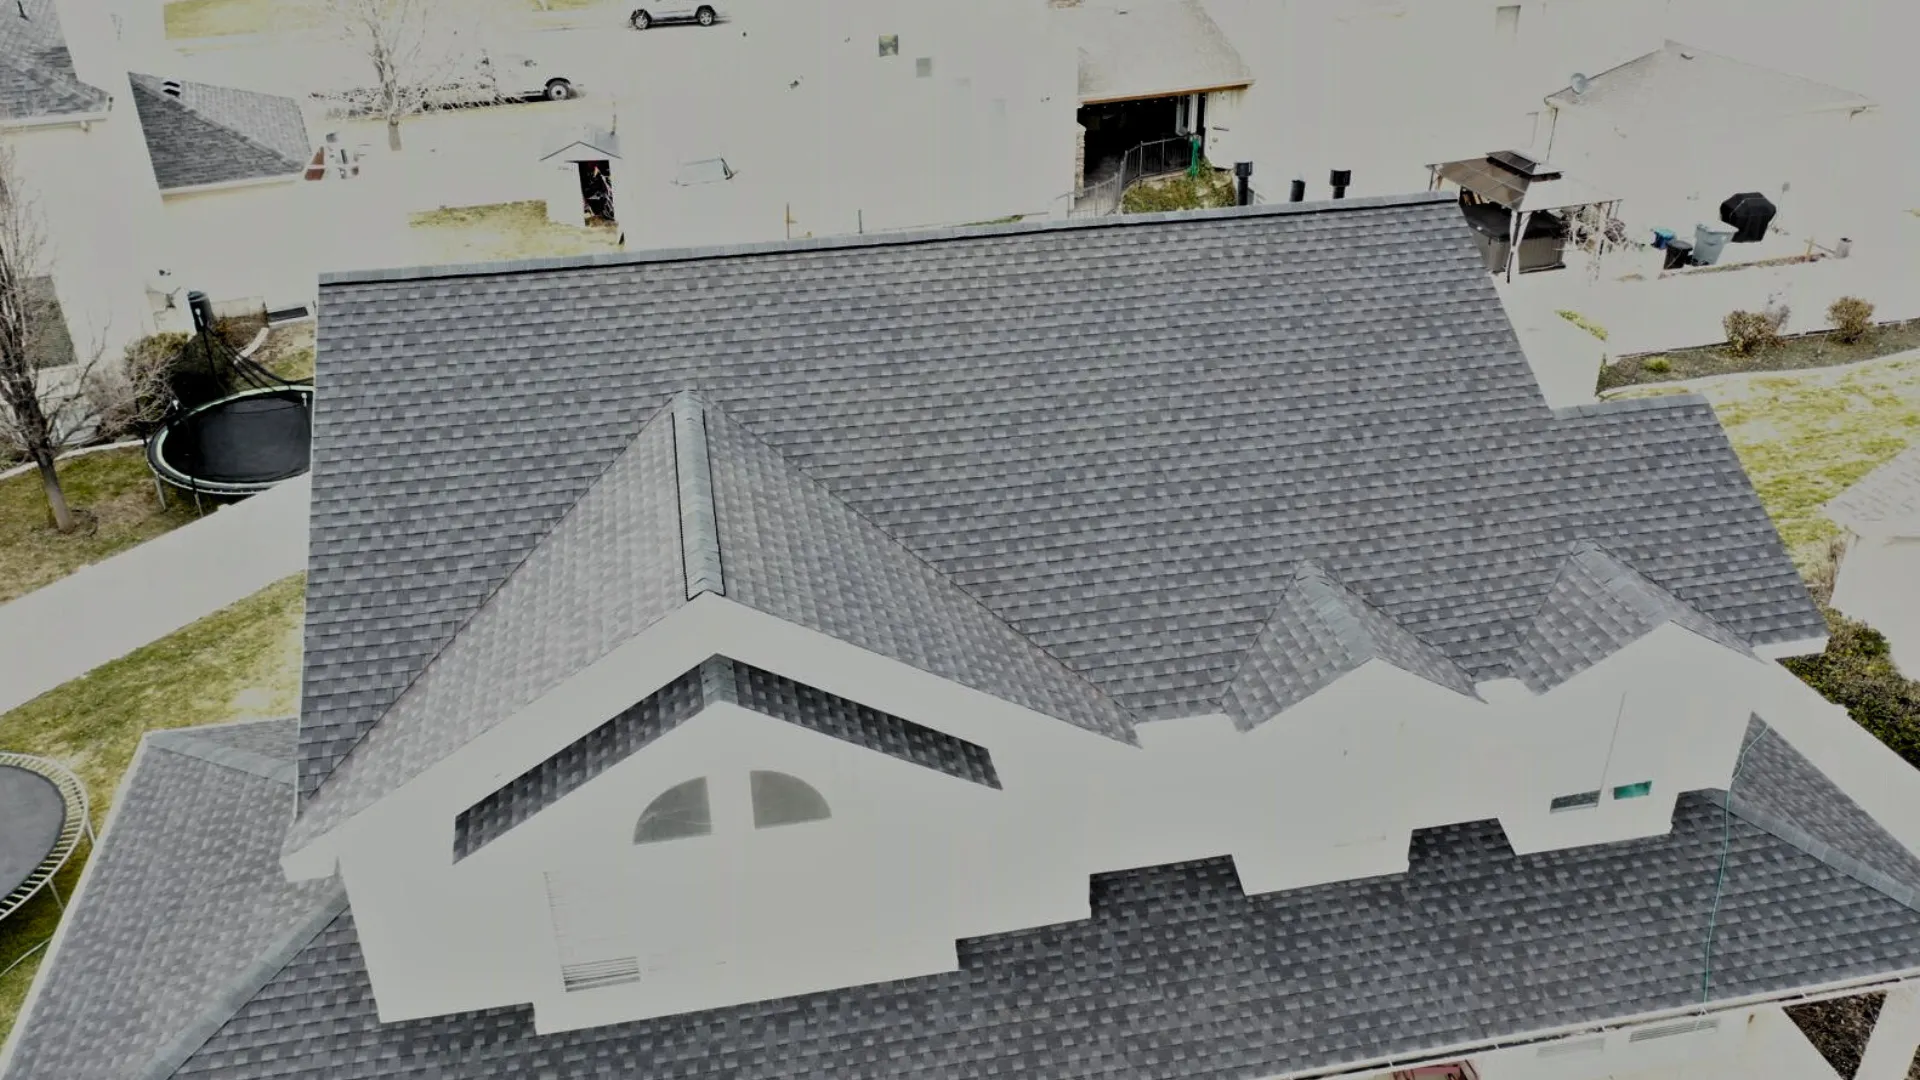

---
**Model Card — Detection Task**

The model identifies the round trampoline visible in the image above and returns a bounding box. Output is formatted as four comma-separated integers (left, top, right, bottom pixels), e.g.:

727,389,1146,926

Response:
146,385,315,497
0,753,90,924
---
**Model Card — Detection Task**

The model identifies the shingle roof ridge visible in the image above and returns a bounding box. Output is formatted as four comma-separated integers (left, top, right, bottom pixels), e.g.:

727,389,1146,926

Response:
316,192,1458,288
1567,540,1752,647
670,392,725,598
701,401,1142,741
127,74,306,176
0,49,108,117
127,885,348,1080
295,394,684,812
1722,718,1920,914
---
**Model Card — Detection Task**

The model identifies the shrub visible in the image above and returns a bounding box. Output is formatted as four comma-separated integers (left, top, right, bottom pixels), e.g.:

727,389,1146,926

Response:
1120,161,1236,215
1782,607,1920,771
1827,296,1875,344
91,331,195,440
1723,308,1785,356
1556,310,1609,341
1641,356,1672,374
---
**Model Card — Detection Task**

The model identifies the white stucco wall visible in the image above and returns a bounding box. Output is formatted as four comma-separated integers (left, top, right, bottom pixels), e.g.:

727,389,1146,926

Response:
158,179,321,312
1831,535,1920,677
287,582,1816,1034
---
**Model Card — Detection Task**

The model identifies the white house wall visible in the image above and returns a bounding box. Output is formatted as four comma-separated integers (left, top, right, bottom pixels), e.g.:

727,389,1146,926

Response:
159,181,319,312
1831,537,1920,677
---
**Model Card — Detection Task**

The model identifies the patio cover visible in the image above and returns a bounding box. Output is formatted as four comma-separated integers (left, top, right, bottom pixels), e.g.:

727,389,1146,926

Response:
1068,0,1252,105
1431,156,1615,214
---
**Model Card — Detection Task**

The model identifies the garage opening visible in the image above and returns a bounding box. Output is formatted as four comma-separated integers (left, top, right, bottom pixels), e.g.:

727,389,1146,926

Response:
577,160,615,224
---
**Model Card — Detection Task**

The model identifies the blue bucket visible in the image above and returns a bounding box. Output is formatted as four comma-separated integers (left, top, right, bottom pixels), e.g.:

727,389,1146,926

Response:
1652,228,1675,249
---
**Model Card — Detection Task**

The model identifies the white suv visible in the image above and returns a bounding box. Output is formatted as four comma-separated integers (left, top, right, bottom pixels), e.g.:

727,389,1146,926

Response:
628,4,719,29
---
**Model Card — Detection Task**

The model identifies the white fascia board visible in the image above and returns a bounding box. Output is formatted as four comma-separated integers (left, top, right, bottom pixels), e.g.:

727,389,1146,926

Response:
160,172,301,197
1751,659,1920,858
280,598,728,880
0,110,111,132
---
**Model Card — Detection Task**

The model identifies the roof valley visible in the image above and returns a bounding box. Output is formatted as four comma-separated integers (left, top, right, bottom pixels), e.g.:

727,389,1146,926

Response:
671,392,727,599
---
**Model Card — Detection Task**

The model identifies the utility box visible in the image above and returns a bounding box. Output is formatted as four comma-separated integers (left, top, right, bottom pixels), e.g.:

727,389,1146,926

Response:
1692,223,1736,266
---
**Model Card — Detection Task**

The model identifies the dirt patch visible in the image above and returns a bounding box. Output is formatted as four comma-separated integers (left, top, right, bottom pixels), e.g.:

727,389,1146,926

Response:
1600,318,1920,391
409,200,623,264
1786,993,1885,1079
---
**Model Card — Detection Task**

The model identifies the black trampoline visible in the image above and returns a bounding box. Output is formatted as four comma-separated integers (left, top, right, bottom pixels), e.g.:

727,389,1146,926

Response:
145,291,314,500
0,754,89,923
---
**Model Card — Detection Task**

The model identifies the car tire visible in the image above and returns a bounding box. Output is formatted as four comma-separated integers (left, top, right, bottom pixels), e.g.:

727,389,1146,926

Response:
545,79,573,101
696,6,715,25
629,9,650,28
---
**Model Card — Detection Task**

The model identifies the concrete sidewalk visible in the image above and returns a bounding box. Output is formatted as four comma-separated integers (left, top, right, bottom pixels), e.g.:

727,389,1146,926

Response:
0,476,310,716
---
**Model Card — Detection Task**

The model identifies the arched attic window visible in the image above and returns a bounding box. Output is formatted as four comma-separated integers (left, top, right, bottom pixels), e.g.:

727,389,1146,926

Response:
633,777,712,844
750,770,830,829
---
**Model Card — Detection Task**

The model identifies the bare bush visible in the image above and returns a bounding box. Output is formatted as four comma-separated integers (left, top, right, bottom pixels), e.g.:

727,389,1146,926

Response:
321,0,502,150
1827,296,1875,344
1723,306,1787,356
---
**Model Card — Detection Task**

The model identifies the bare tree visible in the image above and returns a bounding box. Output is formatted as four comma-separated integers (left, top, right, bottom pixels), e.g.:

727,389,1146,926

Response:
321,0,499,151
0,144,148,532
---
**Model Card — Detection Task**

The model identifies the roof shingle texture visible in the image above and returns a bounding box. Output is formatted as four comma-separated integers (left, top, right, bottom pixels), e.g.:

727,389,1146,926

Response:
170,791,1920,1080
1507,541,1754,693
296,195,1824,808
1,720,337,1080
128,74,310,190
0,0,109,120
1824,445,1920,536
452,657,1002,859
1221,562,1478,728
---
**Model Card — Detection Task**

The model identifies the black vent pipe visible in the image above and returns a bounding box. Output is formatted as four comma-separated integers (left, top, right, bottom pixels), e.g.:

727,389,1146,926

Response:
1330,168,1351,199
1233,161,1252,206
1288,178,1305,202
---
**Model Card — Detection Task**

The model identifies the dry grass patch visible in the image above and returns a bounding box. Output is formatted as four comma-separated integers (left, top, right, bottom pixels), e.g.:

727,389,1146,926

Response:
256,321,316,383
0,448,212,605
163,0,323,38
0,573,306,1043
1614,353,1920,576
408,201,622,264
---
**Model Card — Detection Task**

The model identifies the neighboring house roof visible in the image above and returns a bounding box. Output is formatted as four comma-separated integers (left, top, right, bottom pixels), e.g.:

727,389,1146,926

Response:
291,193,1825,817
1067,0,1251,103
1824,445,1920,539
539,127,620,161
0,720,341,1080
1544,41,1875,124
0,0,109,121
127,74,311,191
453,655,1000,859
1506,541,1754,694
14,713,1920,1080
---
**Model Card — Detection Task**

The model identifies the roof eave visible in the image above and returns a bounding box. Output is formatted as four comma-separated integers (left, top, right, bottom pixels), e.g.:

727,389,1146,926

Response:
160,170,304,196
0,107,111,131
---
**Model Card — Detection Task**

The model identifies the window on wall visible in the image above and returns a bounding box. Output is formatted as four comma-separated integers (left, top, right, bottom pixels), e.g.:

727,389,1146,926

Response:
634,778,712,844
751,770,831,829
1550,790,1601,813
915,57,933,78
878,34,899,57
1612,781,1653,800
1495,4,1520,43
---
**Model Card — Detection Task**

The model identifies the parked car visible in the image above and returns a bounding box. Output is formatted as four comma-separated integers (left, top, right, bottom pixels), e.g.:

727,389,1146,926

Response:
310,51,576,116
628,3,719,29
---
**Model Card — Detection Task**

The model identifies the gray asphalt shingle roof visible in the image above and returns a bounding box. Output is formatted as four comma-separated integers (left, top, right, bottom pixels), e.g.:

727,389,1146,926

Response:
0,0,109,121
1507,541,1755,694
451,656,1001,860
1221,562,1478,728
294,193,1824,818
0,720,339,1080
127,75,310,190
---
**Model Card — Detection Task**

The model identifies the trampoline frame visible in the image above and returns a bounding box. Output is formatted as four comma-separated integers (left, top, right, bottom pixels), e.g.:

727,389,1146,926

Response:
145,384,316,499
0,753,92,925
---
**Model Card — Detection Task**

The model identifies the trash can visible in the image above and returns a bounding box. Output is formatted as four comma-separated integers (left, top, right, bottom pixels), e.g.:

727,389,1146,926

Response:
1652,228,1675,249
1693,223,1736,266
1663,238,1694,270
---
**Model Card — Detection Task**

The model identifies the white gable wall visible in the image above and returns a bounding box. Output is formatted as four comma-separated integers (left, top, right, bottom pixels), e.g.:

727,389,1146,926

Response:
304,592,1790,1032
1831,536,1920,677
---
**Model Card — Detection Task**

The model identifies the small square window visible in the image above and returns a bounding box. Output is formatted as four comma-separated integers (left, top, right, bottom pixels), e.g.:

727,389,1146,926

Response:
1612,781,1653,800
878,34,899,57
915,57,933,78
1550,790,1600,813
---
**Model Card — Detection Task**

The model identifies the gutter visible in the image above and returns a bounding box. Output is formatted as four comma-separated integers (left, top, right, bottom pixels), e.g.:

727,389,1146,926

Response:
1261,967,1920,1080
161,171,303,197
0,109,111,132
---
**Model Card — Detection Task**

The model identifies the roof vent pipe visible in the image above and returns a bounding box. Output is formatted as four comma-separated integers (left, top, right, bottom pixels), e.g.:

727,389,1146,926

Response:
1330,168,1351,199
1288,178,1306,203
1233,161,1252,207
162,78,183,98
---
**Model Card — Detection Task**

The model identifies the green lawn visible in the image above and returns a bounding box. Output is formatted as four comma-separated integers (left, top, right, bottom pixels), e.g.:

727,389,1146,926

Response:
163,0,322,38
409,201,622,265
0,448,208,605
0,573,305,1045
1613,353,1920,576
